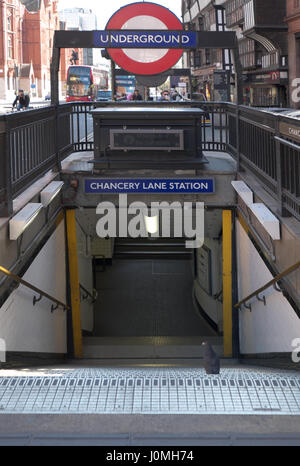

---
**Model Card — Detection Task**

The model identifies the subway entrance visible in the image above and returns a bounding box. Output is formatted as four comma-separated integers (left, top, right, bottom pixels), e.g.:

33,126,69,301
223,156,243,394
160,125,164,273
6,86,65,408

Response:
73,207,228,360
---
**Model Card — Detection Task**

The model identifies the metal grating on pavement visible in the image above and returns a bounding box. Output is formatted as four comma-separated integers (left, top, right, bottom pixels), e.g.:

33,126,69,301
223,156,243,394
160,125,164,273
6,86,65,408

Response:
0,367,299,415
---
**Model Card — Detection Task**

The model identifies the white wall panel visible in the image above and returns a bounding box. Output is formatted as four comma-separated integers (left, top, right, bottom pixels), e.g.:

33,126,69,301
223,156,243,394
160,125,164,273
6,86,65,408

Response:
76,220,94,332
0,221,67,354
236,220,300,354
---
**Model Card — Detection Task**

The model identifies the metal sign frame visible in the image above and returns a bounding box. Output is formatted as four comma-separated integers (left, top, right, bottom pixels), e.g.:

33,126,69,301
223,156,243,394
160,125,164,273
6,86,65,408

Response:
51,30,243,105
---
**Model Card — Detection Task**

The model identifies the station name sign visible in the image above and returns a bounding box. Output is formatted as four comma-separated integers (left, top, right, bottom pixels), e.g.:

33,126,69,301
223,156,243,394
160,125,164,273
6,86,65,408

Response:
85,179,215,195
279,122,300,143
94,31,197,48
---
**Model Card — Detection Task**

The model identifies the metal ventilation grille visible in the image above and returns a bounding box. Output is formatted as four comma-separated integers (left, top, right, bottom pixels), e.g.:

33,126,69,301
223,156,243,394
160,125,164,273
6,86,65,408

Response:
110,130,184,151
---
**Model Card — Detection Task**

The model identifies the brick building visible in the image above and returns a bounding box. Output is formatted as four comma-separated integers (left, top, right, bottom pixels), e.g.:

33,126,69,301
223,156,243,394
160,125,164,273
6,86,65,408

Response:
285,0,300,108
22,0,59,99
0,0,75,101
0,0,26,101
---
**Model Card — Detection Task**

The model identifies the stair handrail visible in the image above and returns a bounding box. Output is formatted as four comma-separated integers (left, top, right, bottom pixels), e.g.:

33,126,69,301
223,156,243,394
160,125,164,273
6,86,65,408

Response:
0,265,70,312
79,283,98,304
234,261,300,309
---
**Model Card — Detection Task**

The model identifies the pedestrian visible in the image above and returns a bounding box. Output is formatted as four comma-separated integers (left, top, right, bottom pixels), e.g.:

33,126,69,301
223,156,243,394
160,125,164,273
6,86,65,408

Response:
171,89,183,101
12,90,30,111
159,90,170,101
199,89,207,102
131,89,143,101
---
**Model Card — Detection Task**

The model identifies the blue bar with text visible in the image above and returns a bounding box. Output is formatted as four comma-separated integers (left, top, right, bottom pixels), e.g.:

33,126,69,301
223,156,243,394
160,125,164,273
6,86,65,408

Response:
85,179,215,194
93,31,197,48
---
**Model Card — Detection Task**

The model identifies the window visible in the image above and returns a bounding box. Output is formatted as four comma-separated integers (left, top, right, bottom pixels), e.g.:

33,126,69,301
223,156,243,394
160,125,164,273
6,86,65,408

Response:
205,49,211,65
215,7,226,32
198,16,204,31
7,16,12,31
8,35,13,59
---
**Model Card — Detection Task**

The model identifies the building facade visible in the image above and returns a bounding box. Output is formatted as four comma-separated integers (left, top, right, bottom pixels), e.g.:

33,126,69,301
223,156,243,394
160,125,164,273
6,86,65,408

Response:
182,0,231,101
59,19,83,90
285,0,300,108
59,8,100,67
182,0,289,106
0,0,59,101
22,0,59,99
225,0,288,106
0,0,26,101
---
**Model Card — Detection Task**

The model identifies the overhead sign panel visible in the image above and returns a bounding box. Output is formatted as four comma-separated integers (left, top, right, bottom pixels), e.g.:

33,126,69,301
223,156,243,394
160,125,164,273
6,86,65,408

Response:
85,179,215,195
94,31,197,48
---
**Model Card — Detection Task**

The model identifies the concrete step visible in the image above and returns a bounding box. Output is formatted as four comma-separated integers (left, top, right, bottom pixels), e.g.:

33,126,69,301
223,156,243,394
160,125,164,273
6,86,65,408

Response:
83,337,224,359
114,238,192,259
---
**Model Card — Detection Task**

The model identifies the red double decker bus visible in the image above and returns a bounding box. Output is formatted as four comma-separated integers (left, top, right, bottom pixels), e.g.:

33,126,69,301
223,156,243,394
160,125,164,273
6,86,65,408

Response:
66,65,109,102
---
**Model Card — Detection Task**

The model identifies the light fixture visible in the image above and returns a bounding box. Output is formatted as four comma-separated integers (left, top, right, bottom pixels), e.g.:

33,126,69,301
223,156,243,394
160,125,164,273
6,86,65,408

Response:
231,181,253,206
249,203,281,241
40,181,64,207
144,215,159,235
9,203,43,241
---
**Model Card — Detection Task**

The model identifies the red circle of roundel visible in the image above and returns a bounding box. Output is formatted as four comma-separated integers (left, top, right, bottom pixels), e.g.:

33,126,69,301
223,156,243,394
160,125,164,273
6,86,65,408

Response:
106,2,183,76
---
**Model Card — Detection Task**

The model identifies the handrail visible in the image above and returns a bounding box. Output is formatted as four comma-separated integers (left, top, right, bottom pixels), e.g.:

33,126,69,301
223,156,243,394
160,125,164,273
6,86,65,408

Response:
79,283,97,304
0,265,70,312
234,261,300,309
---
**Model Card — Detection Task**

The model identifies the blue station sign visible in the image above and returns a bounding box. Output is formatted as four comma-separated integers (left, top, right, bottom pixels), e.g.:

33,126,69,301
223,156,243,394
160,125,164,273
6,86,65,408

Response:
94,31,197,48
85,179,215,195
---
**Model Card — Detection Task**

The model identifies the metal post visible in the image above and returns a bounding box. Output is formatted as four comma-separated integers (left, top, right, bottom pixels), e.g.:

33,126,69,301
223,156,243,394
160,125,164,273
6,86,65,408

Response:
223,209,233,358
232,40,243,106
232,41,243,171
55,106,62,172
66,209,83,359
0,119,13,217
51,46,61,106
111,60,116,101
275,117,284,216
231,210,240,359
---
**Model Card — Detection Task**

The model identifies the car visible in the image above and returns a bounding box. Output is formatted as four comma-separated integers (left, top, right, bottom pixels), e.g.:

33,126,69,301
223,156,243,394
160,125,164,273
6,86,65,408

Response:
97,90,112,101
45,93,51,101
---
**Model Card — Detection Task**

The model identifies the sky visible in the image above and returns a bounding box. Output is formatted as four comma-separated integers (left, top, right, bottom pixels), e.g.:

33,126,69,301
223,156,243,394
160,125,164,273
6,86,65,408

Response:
58,0,182,28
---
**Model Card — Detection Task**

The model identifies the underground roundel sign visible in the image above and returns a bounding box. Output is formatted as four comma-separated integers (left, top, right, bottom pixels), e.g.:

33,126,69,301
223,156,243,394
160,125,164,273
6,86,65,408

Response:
106,2,184,76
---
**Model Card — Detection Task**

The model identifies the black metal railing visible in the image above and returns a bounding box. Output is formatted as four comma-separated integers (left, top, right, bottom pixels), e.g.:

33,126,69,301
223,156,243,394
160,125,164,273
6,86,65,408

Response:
0,105,73,216
226,104,300,220
1,101,300,221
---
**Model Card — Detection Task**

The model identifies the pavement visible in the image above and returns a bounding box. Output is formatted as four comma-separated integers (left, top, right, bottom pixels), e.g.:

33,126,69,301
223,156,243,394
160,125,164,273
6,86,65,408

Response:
0,98,66,114
0,362,299,445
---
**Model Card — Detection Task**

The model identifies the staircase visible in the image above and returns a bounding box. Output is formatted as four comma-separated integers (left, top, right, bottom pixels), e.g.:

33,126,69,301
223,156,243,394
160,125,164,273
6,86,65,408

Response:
114,238,193,260
83,336,224,359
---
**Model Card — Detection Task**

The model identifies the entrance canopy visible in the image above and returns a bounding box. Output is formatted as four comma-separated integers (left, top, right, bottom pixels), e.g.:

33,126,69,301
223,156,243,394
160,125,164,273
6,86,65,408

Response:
51,2,242,105
51,30,242,105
